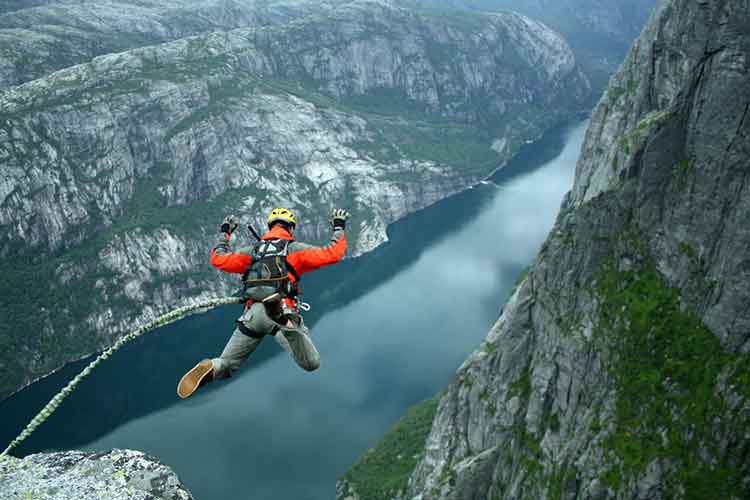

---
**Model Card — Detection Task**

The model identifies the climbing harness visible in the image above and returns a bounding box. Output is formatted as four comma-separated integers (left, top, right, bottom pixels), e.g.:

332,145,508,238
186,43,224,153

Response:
0,296,244,458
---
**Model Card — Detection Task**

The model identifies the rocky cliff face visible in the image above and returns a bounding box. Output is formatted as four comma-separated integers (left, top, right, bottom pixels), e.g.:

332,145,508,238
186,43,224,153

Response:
0,449,193,499
0,0,591,399
338,0,750,498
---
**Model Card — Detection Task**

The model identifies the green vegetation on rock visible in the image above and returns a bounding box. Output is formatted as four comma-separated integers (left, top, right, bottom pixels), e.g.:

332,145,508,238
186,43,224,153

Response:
595,263,749,497
507,366,531,401
340,396,440,499
264,78,506,177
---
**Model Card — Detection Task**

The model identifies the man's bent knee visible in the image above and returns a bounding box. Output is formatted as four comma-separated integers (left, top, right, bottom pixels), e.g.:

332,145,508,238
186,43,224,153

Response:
300,355,320,372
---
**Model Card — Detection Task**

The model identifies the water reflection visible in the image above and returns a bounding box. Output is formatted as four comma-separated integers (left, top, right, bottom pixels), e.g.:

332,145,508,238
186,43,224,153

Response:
0,120,587,500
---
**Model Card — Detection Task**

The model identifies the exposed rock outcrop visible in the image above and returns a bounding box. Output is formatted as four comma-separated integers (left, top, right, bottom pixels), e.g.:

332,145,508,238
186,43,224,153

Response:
0,449,192,500
339,0,750,497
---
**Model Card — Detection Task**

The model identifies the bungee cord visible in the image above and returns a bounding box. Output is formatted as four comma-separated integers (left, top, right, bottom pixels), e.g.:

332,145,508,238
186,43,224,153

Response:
0,296,244,458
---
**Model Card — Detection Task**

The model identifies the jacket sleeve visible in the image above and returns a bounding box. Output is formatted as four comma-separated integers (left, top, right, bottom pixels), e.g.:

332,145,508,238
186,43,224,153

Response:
286,228,346,276
209,233,252,274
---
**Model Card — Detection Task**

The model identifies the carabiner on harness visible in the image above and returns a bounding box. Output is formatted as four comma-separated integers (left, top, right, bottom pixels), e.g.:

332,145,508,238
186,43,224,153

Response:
298,301,311,312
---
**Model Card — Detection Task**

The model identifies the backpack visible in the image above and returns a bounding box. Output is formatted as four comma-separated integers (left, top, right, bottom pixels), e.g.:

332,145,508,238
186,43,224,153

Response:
241,239,300,301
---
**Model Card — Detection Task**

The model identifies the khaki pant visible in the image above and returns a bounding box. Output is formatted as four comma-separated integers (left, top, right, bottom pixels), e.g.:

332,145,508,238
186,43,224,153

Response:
211,303,320,378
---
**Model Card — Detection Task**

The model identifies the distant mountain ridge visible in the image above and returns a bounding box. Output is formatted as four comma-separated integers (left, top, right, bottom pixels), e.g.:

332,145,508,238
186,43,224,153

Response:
0,0,317,88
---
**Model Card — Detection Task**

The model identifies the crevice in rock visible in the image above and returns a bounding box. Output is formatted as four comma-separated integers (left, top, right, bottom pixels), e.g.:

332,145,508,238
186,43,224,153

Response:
726,101,749,154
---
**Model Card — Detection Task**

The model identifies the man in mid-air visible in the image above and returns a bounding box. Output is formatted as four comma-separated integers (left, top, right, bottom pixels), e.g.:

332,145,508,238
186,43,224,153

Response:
177,207,350,398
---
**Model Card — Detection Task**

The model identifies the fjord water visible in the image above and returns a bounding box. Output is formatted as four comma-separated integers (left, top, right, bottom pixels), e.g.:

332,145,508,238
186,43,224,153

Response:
1,120,587,499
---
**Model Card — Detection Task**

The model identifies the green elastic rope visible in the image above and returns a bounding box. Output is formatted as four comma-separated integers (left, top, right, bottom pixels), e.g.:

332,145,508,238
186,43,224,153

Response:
0,296,243,458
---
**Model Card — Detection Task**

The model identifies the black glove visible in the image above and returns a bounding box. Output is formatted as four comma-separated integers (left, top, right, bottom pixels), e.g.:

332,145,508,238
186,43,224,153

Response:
220,215,239,234
330,208,350,230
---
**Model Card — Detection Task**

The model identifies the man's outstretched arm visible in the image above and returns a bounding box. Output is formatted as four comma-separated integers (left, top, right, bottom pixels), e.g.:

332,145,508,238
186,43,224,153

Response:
209,215,251,274
287,209,349,275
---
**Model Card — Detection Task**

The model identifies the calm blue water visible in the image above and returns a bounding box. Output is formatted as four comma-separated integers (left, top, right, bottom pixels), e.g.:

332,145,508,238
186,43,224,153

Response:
1,120,588,500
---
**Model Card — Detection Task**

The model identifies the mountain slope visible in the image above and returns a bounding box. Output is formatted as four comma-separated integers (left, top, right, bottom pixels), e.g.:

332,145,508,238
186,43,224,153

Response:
0,1,590,399
0,0,329,89
338,0,750,497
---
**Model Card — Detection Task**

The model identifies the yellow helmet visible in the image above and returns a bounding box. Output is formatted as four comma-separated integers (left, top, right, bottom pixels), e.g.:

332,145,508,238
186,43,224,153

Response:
267,207,297,228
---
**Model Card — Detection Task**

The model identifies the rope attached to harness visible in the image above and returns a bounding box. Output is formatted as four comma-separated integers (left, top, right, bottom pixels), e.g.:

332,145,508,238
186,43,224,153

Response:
0,296,244,458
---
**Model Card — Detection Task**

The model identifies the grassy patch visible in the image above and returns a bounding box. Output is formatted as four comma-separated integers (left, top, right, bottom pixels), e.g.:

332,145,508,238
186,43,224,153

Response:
608,86,626,103
611,153,620,173
547,465,577,500
508,265,531,297
678,242,698,260
164,77,258,142
262,77,502,177
678,159,691,171
341,396,440,500
594,263,749,495
513,266,530,288
507,367,531,401
617,135,631,157
482,341,497,354
358,114,500,176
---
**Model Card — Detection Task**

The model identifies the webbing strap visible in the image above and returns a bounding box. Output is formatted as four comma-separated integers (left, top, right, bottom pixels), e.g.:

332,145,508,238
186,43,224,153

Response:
287,261,300,281
236,321,266,339
254,239,289,260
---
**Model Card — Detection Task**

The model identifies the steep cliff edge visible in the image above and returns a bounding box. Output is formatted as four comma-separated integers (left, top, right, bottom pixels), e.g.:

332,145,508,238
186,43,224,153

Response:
338,0,750,498
0,1,590,399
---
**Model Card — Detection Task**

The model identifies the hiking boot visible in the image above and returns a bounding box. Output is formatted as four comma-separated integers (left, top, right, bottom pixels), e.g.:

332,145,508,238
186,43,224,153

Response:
177,359,214,399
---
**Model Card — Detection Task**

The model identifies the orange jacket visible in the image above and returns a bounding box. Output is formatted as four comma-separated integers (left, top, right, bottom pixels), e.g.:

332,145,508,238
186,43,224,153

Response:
209,225,346,283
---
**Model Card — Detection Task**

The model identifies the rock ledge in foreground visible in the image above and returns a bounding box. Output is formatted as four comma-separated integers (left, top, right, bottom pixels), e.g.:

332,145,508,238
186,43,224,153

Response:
0,449,192,500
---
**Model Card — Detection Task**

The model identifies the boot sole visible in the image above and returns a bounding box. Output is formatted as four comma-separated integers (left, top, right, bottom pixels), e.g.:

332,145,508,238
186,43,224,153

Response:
177,359,213,399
